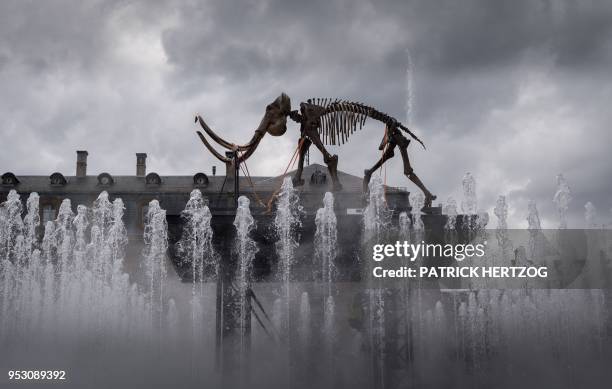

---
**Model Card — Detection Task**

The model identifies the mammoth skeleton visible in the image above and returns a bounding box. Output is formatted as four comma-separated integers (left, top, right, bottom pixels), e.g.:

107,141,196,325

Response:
195,93,437,207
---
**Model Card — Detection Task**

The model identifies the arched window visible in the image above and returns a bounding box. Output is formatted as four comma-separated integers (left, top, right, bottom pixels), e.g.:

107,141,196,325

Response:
193,173,209,187
145,172,162,186
310,169,327,185
97,173,114,186
49,172,67,186
1,172,19,186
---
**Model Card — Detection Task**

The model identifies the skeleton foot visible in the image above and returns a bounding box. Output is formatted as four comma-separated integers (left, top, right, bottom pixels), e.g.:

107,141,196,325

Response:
325,154,343,191
424,194,437,208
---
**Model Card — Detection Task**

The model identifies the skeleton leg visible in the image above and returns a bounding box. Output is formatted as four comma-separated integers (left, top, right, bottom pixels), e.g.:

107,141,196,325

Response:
363,143,396,192
307,131,342,190
292,137,311,187
397,139,437,208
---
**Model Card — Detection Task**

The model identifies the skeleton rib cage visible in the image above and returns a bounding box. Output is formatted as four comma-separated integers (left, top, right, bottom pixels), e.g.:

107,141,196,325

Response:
306,98,425,149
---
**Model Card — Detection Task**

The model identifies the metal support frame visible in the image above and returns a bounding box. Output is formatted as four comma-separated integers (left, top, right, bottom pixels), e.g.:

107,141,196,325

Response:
233,150,239,209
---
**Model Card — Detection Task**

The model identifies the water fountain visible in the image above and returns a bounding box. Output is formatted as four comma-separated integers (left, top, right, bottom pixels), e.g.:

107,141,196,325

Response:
275,176,302,303
493,195,512,264
234,196,256,295
23,192,39,257
315,192,337,287
314,191,339,385
527,199,545,265
176,189,217,346
297,291,311,347
1,190,24,264
272,177,303,386
553,174,572,229
443,197,458,231
461,172,478,232
398,211,410,238
226,195,258,384
143,199,168,335
409,192,424,233
1,167,611,389
585,201,597,228
0,190,169,357
362,176,391,389
174,188,218,375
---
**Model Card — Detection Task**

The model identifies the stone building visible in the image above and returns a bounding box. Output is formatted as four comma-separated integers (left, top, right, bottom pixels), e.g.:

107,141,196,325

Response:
1,150,412,281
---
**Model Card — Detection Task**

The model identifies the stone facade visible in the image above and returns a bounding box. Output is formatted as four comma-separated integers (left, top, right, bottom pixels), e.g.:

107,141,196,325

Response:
1,151,413,281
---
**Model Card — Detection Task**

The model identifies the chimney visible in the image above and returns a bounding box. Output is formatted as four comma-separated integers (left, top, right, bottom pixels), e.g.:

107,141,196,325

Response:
136,153,147,177
212,166,216,176
76,150,88,177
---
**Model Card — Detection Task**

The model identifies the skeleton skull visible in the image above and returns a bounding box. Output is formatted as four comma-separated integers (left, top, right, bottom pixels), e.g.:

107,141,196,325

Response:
263,93,291,136
195,93,291,163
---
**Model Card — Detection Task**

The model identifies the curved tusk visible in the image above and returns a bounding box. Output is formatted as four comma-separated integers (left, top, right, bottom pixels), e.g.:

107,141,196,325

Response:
196,115,251,151
237,136,262,164
196,131,231,163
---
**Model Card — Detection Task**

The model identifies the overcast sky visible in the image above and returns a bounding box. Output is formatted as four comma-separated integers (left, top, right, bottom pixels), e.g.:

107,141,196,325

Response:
1,0,611,227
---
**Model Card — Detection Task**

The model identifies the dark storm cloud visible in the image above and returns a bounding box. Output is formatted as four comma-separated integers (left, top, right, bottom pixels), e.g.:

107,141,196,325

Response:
0,0,611,227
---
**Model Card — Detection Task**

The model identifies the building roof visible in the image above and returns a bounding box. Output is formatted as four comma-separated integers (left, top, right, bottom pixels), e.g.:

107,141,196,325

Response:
1,163,405,195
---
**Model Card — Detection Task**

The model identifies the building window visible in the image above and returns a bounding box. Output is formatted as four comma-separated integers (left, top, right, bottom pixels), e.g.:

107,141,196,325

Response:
42,204,56,224
310,169,327,185
145,173,162,186
49,172,67,186
193,172,209,187
97,173,114,186
1,172,19,186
